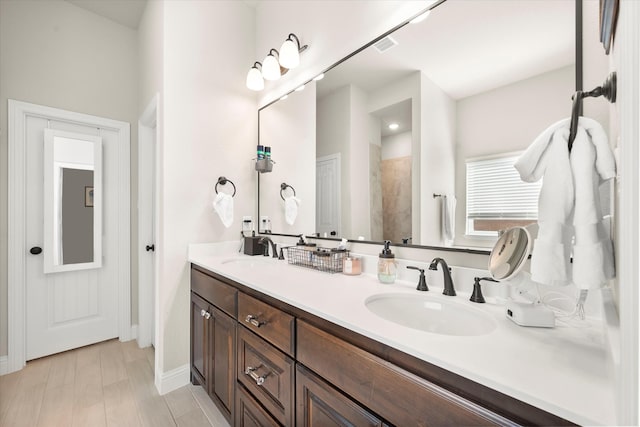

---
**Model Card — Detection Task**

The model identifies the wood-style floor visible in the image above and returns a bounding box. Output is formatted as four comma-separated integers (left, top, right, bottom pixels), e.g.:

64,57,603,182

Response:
0,339,230,427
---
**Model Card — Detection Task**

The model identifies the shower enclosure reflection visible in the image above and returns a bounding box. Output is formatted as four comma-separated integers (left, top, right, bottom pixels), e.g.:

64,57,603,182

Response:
44,129,102,273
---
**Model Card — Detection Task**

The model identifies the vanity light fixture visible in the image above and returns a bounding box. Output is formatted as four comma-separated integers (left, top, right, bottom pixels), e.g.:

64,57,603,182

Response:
246,33,308,91
246,62,264,91
295,85,305,92
262,49,282,81
410,9,431,24
388,123,400,130
279,33,306,69
313,73,325,81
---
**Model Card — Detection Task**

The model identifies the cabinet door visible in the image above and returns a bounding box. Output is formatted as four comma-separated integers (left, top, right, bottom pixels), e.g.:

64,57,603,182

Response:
236,384,280,427
191,292,210,387
297,364,383,427
211,306,236,420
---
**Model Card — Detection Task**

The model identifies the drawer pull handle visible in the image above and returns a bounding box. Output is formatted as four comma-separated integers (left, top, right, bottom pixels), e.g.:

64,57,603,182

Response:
200,309,211,320
245,366,269,386
245,314,265,327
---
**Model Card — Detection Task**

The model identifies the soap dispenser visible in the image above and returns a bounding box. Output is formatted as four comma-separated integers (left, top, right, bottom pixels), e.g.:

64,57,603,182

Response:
377,240,398,284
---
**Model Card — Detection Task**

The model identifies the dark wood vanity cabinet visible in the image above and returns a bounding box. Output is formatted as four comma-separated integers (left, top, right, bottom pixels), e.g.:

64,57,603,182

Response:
190,268,238,424
190,265,572,427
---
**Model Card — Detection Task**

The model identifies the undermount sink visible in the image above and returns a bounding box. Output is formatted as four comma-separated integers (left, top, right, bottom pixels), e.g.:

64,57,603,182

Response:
365,293,497,336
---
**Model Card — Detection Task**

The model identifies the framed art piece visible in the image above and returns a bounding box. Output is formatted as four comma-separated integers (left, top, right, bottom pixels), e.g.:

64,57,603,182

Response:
600,0,619,54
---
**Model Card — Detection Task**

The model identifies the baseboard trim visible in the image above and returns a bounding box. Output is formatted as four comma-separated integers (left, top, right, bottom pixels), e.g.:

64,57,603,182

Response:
0,355,7,376
156,363,190,395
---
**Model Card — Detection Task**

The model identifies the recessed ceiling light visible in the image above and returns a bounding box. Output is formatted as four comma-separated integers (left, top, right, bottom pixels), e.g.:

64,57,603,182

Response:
313,73,325,81
410,10,431,24
388,123,399,130
295,85,305,92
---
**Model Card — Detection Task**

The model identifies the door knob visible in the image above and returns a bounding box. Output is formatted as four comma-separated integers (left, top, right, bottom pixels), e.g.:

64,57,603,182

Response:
145,244,155,252
30,246,42,255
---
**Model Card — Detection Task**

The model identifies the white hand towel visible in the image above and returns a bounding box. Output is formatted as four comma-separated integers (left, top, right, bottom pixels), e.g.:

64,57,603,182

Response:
570,118,616,289
284,196,300,225
442,194,456,246
213,192,234,228
515,119,574,286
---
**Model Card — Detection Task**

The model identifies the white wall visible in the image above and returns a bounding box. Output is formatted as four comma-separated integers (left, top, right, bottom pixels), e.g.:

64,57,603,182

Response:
259,82,316,235
349,85,371,239
382,131,412,160
159,0,256,373
317,86,352,237
454,66,574,248
0,0,138,358
255,1,429,107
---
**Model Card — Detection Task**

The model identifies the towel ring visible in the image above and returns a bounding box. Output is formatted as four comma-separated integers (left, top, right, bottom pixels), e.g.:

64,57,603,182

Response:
280,182,296,200
215,176,236,197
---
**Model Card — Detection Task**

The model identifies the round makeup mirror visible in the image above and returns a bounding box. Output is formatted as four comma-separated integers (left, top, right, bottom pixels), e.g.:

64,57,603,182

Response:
488,227,532,281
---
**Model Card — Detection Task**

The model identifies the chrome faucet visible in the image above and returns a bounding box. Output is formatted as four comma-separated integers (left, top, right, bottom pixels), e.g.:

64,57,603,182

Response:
258,237,278,258
429,258,456,296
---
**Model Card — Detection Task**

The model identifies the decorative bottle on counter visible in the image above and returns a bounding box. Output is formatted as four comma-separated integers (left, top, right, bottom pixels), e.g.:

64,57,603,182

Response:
377,240,397,284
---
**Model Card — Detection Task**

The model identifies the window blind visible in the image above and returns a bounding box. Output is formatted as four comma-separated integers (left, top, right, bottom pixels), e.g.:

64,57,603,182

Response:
466,154,541,220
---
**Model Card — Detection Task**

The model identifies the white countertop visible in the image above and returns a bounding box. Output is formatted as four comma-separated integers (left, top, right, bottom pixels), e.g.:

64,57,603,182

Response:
189,244,616,426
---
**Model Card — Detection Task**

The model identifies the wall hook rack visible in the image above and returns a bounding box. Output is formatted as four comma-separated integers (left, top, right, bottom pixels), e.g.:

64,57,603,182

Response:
215,176,236,197
568,72,617,151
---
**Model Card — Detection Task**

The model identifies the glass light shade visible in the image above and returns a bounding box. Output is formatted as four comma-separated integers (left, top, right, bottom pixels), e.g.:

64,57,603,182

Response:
279,38,300,69
246,66,264,91
262,54,281,81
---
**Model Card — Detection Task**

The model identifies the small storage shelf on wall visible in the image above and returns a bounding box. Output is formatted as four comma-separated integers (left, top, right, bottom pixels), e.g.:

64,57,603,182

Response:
255,158,274,173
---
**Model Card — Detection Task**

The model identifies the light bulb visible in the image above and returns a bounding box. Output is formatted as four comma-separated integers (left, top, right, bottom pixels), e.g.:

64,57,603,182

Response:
313,73,325,81
388,123,399,130
246,65,264,91
262,52,281,81
279,36,300,69
295,85,305,92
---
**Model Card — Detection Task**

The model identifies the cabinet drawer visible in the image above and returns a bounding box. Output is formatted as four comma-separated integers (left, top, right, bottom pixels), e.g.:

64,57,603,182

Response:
238,292,294,356
297,321,514,427
237,326,294,426
236,384,280,427
297,364,383,427
191,267,237,318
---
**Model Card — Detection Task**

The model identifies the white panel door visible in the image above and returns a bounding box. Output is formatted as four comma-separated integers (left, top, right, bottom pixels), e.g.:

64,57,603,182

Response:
25,115,119,360
316,154,341,236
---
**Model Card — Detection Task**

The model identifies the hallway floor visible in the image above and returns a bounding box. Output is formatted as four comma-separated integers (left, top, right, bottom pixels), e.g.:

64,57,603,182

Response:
0,339,229,427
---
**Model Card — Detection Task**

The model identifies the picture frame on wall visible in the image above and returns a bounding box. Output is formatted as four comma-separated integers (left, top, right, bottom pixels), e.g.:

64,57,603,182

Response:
600,0,619,54
85,186,94,207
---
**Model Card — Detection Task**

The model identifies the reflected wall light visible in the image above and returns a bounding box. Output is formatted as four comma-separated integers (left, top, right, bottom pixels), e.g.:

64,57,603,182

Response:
246,62,264,91
410,9,431,24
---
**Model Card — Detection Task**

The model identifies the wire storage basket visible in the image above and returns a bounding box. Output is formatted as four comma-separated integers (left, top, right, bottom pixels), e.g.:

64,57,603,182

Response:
286,246,349,273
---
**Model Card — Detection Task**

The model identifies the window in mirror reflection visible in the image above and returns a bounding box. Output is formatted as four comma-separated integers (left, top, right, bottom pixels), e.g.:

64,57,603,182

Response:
465,153,541,237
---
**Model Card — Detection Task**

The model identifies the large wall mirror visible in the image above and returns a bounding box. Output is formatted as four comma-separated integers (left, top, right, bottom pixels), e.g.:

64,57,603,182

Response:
44,128,102,273
258,0,581,249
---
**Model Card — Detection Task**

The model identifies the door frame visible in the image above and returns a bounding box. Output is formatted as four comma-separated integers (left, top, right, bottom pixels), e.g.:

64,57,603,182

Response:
137,94,159,349
7,99,131,374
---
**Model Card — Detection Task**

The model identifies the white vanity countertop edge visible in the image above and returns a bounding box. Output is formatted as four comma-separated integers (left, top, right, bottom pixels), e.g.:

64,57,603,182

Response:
188,249,615,426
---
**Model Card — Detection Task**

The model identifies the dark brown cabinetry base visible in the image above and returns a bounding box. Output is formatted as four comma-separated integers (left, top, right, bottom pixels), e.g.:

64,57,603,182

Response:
190,264,574,427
